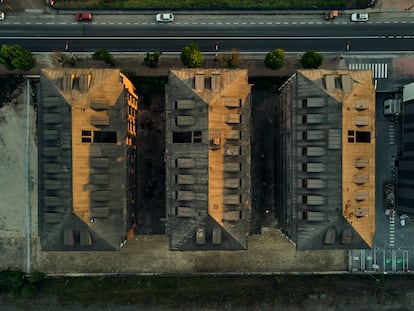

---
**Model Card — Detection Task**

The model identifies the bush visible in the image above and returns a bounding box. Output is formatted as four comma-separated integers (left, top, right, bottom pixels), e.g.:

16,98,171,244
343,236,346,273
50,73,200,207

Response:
301,50,323,69
143,51,161,68
0,270,25,293
216,49,240,69
264,48,285,70
0,44,36,71
27,271,45,284
92,48,115,66
227,49,241,68
21,283,37,298
180,43,203,68
51,51,76,67
0,269,44,298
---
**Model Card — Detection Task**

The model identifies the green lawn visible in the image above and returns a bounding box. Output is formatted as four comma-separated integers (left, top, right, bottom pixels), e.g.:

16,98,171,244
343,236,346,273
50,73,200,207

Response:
54,0,370,9
2,274,410,309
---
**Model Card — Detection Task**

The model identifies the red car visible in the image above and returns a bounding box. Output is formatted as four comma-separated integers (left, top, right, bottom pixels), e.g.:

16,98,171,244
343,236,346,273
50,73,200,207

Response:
76,12,93,22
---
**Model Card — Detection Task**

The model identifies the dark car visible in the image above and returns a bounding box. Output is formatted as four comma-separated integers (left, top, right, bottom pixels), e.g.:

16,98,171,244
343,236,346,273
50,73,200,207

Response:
76,12,93,22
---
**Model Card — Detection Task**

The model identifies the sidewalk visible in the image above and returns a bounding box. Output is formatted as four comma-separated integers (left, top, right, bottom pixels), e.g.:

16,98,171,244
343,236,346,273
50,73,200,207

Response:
379,0,414,11
0,52,343,78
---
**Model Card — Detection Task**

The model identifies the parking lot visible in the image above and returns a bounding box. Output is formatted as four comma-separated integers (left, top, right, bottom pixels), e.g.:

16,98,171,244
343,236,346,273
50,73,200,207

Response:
347,55,414,273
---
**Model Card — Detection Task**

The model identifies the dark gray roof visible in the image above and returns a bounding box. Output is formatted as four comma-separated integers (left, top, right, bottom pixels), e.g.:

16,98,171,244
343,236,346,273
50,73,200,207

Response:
38,69,133,251
277,71,371,250
397,99,414,214
165,69,252,251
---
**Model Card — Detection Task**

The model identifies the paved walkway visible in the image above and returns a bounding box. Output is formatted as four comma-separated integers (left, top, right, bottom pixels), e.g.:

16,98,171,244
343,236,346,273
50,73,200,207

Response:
380,0,414,11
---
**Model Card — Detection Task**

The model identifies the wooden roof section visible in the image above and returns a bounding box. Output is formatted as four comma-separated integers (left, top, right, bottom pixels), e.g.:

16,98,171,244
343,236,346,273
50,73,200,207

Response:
299,70,376,248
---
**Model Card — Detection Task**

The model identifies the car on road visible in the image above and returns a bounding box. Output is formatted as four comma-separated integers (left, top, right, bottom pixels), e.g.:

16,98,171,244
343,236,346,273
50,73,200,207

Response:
76,12,93,22
351,13,369,22
155,13,174,23
0,12,4,21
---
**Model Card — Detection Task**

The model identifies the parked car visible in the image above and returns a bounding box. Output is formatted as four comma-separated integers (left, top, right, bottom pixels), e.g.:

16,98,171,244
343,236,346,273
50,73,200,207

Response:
0,12,4,21
76,12,93,22
350,13,369,22
155,13,174,23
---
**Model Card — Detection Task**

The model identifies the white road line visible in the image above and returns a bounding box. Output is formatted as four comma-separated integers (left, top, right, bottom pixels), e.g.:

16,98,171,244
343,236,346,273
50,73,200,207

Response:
0,35,392,40
25,78,32,273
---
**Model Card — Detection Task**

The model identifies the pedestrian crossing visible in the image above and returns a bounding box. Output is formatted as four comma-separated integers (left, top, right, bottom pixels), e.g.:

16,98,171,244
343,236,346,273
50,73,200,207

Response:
348,63,388,79
389,124,395,145
389,211,395,248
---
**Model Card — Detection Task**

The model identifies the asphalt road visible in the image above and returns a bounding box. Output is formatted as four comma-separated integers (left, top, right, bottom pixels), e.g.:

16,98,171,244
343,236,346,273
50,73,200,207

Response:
0,12,414,53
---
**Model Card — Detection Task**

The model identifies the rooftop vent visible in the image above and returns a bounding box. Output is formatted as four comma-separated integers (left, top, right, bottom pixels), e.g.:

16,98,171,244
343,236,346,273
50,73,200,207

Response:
355,207,369,217
354,157,368,168
303,210,325,222
225,114,241,124
79,73,92,92
223,194,240,205
224,162,241,172
224,178,240,189
80,229,92,246
212,228,222,245
341,74,352,92
306,97,325,108
90,99,109,110
62,73,74,91
176,191,195,201
354,191,369,201
324,74,335,91
324,227,336,245
353,174,369,185
176,116,196,126
176,206,196,218
195,73,205,91
211,73,221,91
196,227,206,245
63,228,75,246
224,97,241,108
354,99,369,110
341,227,352,244
223,210,242,221
91,207,110,218
354,116,370,126
175,158,195,168
176,100,195,110
90,115,110,126
176,174,195,185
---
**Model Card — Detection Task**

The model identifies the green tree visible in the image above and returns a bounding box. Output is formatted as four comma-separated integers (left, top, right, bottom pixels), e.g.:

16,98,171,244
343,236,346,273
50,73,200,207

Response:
301,50,323,69
143,51,161,68
92,48,115,66
264,48,285,70
180,43,203,68
0,44,35,71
